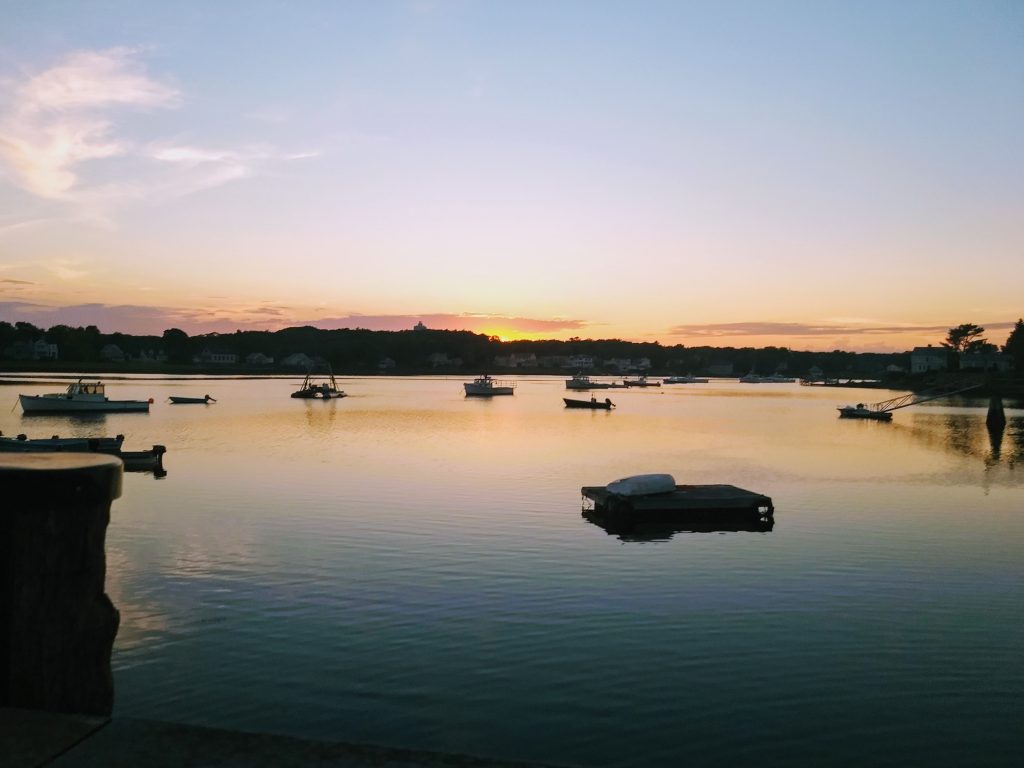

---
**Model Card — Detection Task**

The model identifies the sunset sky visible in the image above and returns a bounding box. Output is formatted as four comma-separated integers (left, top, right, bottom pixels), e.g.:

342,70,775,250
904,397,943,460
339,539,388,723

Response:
1,1,1021,351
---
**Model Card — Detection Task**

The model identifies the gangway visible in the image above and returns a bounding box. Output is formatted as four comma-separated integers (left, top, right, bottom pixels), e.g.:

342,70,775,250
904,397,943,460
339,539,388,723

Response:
854,378,986,416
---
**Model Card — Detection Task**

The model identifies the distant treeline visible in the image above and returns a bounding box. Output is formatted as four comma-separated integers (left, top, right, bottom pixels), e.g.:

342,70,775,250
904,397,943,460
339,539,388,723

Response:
0,320,921,377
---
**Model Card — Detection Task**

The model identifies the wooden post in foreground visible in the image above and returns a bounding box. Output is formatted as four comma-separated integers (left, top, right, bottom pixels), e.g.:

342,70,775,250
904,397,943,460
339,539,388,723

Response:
0,454,122,716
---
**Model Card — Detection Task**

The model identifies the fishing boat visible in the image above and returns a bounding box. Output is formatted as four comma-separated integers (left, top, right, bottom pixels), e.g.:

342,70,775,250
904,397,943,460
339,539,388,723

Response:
663,375,709,384
565,373,612,390
291,371,346,399
169,394,216,404
19,380,151,414
623,375,660,387
564,396,615,410
463,374,515,396
0,432,167,473
837,404,892,421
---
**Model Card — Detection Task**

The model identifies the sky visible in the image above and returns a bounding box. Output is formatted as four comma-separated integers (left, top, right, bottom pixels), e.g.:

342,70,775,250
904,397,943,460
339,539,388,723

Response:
0,0,1021,351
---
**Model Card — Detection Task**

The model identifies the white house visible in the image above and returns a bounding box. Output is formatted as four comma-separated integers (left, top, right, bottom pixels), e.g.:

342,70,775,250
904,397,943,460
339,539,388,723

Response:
246,352,274,365
33,339,58,360
494,353,537,368
911,346,949,374
566,354,594,370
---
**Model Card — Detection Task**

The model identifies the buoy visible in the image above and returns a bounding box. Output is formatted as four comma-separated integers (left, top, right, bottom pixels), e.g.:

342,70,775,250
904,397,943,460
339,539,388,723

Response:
148,397,155,403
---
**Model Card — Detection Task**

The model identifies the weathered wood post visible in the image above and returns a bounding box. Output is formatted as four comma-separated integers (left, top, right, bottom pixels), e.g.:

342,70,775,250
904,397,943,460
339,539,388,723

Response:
0,454,122,716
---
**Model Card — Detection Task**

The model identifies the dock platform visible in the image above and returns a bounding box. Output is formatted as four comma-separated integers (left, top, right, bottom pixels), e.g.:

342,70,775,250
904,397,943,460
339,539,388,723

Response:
582,484,773,532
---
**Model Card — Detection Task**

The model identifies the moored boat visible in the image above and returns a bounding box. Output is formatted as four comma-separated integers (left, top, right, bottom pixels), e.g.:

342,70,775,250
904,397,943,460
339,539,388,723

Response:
565,373,612,390
837,404,892,421
564,396,615,410
169,394,216,404
19,380,151,414
623,375,660,387
292,371,346,399
464,374,515,396
0,432,167,474
663,375,709,384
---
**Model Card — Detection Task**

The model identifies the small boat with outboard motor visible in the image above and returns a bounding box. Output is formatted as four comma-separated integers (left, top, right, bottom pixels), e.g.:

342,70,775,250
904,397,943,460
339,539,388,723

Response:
623,375,660,388
837,403,892,421
564,396,615,410
19,379,151,414
169,394,216,404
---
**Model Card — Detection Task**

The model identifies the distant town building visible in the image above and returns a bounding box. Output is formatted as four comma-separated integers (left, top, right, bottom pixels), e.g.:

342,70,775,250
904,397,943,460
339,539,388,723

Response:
538,355,570,369
603,358,630,372
281,352,314,368
100,344,124,362
566,354,594,370
413,321,428,331
959,351,1012,373
494,352,537,368
246,352,274,365
199,348,238,365
378,357,396,371
911,346,949,374
428,352,451,368
33,339,58,360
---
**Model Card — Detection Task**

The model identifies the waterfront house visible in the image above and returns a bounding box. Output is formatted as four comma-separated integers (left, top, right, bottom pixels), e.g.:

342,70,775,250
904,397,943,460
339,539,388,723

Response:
199,348,238,365
911,346,949,374
281,352,314,368
959,351,1013,373
566,354,594,370
100,344,124,362
33,339,59,360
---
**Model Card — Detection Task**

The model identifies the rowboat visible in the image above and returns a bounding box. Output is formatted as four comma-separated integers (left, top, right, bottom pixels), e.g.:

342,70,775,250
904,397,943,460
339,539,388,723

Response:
464,375,515,396
19,380,151,414
0,432,167,474
564,397,615,410
169,394,216,404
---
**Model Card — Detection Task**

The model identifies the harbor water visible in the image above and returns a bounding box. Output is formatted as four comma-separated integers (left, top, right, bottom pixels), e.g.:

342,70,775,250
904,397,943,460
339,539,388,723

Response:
3,375,1022,767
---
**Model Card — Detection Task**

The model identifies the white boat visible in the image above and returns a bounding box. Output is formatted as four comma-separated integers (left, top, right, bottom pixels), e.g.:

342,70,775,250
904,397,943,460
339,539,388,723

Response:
464,375,515,396
837,404,892,421
565,373,612,390
19,380,151,414
663,375,709,384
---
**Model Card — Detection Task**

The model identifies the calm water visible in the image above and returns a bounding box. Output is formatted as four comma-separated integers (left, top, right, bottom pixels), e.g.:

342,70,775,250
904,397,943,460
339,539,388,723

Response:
4,376,1023,767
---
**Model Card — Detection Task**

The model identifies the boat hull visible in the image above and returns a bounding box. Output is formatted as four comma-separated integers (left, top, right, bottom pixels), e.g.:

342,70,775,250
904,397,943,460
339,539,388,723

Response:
838,407,892,421
564,398,613,410
169,396,213,404
464,385,514,396
19,395,150,414
566,381,612,390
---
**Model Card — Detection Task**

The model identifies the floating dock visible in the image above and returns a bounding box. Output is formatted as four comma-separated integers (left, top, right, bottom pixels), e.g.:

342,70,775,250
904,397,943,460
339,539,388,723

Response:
582,483,773,532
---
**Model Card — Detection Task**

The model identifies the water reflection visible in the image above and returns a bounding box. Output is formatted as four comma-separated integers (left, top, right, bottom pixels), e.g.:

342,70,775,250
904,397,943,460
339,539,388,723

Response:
895,414,1023,469
581,508,774,541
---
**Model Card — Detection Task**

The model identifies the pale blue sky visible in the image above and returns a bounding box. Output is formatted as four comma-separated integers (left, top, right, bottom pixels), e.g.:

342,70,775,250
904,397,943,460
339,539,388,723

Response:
1,1,1021,348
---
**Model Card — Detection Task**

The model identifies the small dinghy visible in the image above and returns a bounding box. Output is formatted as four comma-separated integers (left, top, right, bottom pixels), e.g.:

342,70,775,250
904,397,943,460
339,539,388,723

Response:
169,394,216,404
564,397,615,410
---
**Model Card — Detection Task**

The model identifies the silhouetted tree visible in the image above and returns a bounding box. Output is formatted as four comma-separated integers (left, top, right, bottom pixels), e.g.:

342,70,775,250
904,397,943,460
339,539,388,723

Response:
162,328,191,363
943,323,987,355
1003,318,1024,370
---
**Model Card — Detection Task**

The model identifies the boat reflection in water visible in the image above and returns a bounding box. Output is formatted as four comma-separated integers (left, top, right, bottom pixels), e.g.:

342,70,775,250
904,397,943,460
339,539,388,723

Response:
582,507,774,541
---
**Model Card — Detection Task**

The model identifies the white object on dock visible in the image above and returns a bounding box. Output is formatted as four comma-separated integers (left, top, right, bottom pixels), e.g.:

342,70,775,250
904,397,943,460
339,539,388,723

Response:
605,474,676,496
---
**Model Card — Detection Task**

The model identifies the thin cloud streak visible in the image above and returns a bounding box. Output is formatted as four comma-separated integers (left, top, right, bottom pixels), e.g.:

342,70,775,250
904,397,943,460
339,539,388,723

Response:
667,321,1017,339
0,302,590,337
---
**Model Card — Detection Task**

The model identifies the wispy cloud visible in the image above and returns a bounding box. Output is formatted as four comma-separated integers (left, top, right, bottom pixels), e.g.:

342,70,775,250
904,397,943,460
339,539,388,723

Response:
667,320,1017,339
0,47,178,199
0,48,317,223
304,313,589,334
0,302,588,337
